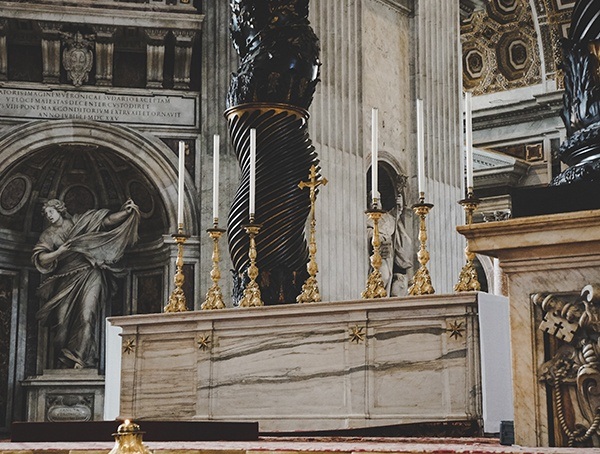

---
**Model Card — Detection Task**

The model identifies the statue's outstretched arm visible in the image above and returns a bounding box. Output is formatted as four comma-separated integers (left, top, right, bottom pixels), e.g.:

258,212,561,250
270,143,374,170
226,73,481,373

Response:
102,199,138,228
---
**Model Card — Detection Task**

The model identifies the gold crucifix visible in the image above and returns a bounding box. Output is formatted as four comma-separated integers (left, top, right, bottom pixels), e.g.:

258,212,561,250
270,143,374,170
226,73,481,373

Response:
297,165,327,303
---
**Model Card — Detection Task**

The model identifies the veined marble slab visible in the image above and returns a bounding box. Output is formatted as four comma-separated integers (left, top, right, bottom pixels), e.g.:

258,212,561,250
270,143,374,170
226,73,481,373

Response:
110,295,482,432
459,209,600,447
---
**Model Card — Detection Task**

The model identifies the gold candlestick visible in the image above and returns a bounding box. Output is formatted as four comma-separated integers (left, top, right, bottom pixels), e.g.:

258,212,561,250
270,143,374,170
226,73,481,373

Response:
454,187,481,292
201,219,226,310
109,419,151,454
408,192,435,296
362,205,388,299
297,165,328,303
165,225,189,313
239,220,264,307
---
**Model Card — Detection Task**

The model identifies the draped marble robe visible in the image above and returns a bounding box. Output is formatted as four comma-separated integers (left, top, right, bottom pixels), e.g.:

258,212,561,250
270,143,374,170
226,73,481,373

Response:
33,205,139,369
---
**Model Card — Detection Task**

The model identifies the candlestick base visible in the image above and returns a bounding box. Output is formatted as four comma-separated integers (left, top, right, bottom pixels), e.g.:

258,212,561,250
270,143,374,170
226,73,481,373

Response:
297,165,327,304
201,226,227,310
454,188,481,292
408,194,435,296
165,232,189,313
239,223,264,308
362,209,388,299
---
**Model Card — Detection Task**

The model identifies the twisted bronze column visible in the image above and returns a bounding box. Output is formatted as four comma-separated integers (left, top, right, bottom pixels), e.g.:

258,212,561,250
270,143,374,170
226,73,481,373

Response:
227,0,320,305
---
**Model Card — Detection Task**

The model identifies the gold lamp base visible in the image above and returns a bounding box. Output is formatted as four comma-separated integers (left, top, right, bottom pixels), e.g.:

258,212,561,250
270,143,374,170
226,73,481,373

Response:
109,420,151,454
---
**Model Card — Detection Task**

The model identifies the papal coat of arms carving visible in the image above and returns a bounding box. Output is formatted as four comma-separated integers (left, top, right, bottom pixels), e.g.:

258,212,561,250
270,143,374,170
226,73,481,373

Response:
61,31,94,87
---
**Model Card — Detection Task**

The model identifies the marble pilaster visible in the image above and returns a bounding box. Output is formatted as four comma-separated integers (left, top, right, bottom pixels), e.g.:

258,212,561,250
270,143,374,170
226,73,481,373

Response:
458,209,600,447
38,21,62,84
415,0,464,293
93,26,117,87
173,30,195,90
145,29,168,89
0,20,6,81
199,0,238,304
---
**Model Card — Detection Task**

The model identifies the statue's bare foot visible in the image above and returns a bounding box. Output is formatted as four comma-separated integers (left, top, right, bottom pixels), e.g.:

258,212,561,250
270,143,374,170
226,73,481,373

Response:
74,363,83,370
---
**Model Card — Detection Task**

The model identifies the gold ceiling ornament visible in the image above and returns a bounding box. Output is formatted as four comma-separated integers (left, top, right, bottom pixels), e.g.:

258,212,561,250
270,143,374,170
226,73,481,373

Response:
164,228,189,313
109,419,151,454
349,325,366,344
408,192,435,296
362,208,388,299
122,338,136,355
197,334,211,351
239,221,264,307
446,320,465,340
201,223,227,310
297,165,328,303
454,187,481,293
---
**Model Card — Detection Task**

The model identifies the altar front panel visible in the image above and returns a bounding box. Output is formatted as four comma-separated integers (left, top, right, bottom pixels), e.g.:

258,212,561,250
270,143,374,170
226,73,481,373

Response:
111,295,481,431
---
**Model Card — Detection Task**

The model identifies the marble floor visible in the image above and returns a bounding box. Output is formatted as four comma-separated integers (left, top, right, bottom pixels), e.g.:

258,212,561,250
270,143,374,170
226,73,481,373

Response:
1,437,599,453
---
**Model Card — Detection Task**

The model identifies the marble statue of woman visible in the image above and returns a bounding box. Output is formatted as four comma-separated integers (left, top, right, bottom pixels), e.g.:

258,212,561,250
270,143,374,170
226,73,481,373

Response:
33,198,140,369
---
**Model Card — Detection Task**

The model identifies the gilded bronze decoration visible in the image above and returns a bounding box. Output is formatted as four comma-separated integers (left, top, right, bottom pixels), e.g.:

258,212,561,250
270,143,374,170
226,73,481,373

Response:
238,222,264,308
297,165,327,303
446,320,465,340
165,229,188,313
454,188,481,293
349,325,365,344
554,0,600,185
201,224,226,310
408,193,435,296
362,209,388,299
109,419,151,454
122,338,136,355
534,285,600,447
227,0,320,305
197,334,211,351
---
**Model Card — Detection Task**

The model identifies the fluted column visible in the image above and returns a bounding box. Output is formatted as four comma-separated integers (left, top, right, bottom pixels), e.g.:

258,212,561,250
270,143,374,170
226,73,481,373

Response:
173,30,196,89
199,0,238,304
416,0,463,293
145,28,168,88
93,25,116,86
309,0,367,301
39,21,62,84
0,20,7,81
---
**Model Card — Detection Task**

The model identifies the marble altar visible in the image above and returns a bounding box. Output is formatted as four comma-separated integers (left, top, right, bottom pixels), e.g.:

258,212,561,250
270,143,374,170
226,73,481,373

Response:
459,209,600,447
110,294,483,432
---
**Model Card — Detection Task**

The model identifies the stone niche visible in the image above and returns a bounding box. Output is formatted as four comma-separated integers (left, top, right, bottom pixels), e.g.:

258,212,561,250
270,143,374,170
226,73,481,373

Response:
21,369,104,422
459,209,600,447
111,294,482,432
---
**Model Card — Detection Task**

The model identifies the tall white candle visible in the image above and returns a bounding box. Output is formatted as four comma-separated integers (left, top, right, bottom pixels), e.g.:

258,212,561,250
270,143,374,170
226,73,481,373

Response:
213,134,220,221
465,92,474,189
371,107,379,206
177,141,185,227
249,128,256,219
416,99,425,194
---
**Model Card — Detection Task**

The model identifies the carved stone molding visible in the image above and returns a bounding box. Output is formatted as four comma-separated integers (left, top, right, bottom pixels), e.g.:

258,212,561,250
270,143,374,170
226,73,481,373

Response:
92,26,117,87
39,21,63,84
173,30,196,89
144,29,168,88
534,285,600,447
